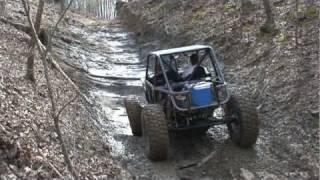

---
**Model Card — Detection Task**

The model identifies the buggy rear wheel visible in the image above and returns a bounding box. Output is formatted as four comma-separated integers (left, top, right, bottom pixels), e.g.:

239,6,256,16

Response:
124,95,142,136
142,104,169,161
224,95,259,147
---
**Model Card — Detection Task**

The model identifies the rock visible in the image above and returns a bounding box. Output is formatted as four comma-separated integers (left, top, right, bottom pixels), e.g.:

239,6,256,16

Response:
60,36,73,44
0,175,7,180
0,137,20,161
257,171,279,180
24,166,31,173
96,175,108,179
240,168,255,180
310,110,319,119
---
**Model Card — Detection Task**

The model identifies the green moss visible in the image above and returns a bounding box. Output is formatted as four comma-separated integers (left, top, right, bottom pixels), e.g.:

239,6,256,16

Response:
285,11,296,22
277,32,289,44
190,6,210,26
285,5,319,24
192,11,207,21
306,6,319,19
223,2,236,12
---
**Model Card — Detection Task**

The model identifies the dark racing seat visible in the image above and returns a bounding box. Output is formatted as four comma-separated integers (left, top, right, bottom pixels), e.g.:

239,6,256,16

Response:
186,66,207,81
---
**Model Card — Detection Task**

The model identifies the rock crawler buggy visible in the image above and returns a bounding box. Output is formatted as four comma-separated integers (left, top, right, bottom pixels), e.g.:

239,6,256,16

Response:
124,45,259,161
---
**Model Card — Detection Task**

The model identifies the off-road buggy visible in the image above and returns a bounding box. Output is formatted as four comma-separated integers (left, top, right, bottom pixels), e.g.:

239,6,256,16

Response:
124,45,259,161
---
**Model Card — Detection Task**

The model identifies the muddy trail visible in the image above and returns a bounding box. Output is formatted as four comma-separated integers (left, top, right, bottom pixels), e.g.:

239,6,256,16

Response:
53,19,300,179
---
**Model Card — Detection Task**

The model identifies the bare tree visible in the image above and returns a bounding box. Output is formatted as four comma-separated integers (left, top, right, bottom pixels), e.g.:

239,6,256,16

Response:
262,0,275,25
21,0,86,179
60,0,66,13
25,0,44,82
0,0,6,17
295,0,299,47
261,0,277,34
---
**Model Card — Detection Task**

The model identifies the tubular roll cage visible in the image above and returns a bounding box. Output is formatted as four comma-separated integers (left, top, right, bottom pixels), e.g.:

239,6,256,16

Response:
145,45,230,111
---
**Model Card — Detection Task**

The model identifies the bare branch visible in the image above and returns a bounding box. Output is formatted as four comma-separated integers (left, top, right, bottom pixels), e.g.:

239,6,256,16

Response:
21,0,91,104
56,93,79,119
21,0,30,14
46,160,64,178
44,44,79,179
2,162,23,179
30,139,64,178
0,124,10,135
48,0,74,52
178,147,221,170
21,0,46,52
21,0,79,178
49,56,92,104
54,0,74,33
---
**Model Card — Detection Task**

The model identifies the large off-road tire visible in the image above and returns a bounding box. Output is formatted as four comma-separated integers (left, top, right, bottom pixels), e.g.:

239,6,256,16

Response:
141,104,169,161
224,95,259,148
124,96,142,136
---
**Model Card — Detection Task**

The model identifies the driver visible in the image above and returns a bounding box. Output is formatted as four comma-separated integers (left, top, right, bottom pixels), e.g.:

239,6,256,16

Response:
182,53,206,80
152,60,178,85
151,57,182,86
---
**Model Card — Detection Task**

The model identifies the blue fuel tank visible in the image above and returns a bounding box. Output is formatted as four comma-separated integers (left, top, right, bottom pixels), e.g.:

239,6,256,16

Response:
187,82,215,107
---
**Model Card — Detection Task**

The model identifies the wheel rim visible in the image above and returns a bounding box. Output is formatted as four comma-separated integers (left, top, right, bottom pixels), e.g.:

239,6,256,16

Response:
230,120,240,134
227,111,241,142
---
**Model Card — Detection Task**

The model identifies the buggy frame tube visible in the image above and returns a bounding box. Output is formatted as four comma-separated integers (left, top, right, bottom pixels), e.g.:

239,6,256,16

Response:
145,47,230,111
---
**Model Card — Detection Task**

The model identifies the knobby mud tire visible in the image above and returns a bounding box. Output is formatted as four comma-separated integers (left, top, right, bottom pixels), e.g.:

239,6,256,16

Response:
225,95,260,148
142,104,169,161
124,96,142,136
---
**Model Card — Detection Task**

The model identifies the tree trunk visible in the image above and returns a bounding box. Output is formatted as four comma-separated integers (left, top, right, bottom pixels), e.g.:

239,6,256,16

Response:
295,0,299,47
260,0,277,34
262,0,275,26
60,0,65,13
26,0,44,82
0,0,6,17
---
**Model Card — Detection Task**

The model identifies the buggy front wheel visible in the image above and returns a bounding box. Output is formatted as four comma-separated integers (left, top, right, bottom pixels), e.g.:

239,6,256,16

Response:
224,95,259,148
141,104,169,161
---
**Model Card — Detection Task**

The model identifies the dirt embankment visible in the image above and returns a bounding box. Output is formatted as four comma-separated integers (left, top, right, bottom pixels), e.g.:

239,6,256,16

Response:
0,0,124,179
118,0,319,179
